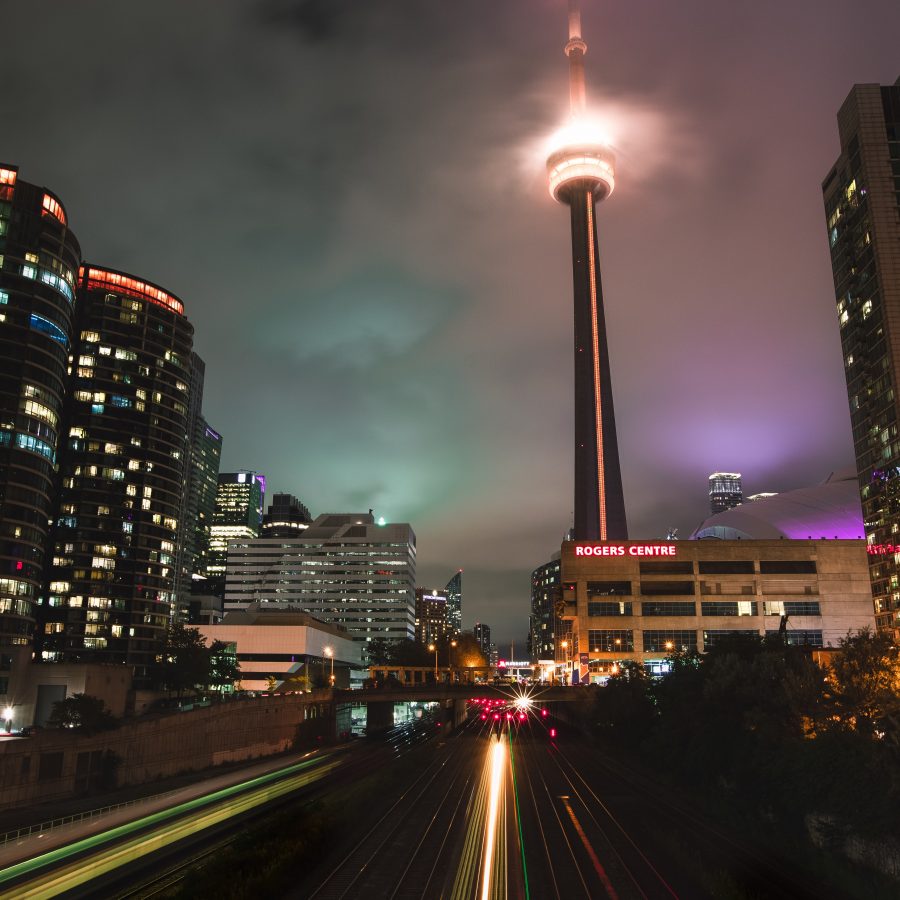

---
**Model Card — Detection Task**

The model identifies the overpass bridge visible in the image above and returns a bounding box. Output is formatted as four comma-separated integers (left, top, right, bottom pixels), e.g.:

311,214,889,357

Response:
333,682,590,733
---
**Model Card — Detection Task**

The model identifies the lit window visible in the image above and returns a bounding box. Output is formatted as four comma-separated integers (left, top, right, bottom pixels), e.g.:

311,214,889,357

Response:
30,314,69,347
41,194,67,225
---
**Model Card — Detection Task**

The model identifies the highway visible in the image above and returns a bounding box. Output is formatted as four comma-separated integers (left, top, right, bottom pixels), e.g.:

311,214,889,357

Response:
0,697,852,899
298,696,843,899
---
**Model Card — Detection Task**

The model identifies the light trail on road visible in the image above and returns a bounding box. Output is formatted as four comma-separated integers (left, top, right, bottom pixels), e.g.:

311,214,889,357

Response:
0,752,339,899
479,736,506,900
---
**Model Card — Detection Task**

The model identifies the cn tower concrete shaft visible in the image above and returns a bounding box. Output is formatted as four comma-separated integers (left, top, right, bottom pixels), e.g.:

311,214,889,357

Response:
548,0,627,541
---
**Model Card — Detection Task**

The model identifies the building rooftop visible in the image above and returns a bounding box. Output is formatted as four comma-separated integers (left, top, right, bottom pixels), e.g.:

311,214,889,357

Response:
691,469,864,541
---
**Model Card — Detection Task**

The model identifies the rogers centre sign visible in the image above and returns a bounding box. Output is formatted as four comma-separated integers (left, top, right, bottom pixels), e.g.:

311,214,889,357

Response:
574,543,678,557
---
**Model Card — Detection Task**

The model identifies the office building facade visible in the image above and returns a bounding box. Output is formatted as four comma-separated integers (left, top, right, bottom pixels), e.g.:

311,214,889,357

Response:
445,569,462,638
261,493,311,538
224,513,416,655
205,471,265,596
824,77,900,634
708,472,742,515
0,165,80,676
473,622,491,659
558,539,875,683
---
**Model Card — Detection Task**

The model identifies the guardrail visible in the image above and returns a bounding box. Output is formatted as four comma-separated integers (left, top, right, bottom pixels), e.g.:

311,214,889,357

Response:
0,784,187,847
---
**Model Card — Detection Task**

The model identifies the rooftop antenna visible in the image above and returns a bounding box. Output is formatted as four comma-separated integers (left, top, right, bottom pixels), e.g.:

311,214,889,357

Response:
566,0,588,115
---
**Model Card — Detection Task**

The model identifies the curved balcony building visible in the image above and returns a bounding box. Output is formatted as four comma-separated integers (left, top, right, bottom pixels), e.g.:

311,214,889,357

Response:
0,165,80,664
41,266,193,681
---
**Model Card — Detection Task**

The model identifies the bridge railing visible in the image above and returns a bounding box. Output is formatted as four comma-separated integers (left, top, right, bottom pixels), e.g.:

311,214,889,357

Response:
0,783,188,847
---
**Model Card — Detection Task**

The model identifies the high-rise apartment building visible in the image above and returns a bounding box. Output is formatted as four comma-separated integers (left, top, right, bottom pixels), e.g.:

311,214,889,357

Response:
0,166,80,675
179,417,222,600
173,353,222,619
708,472,743,515
415,588,449,645
445,569,462,638
529,555,561,662
824,77,900,633
473,622,491,659
205,471,265,596
224,512,416,654
546,1,627,540
41,265,194,680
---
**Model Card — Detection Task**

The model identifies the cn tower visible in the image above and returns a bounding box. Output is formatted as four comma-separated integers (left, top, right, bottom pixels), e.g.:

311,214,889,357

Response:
547,0,627,541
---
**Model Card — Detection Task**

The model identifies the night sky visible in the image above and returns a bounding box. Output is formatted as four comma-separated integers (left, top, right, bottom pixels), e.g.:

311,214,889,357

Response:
4,1,899,652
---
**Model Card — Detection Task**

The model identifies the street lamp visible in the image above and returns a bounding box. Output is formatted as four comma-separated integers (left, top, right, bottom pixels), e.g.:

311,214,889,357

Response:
428,643,438,679
324,646,334,687
448,639,457,673
665,641,674,652
561,640,569,686
2,706,12,733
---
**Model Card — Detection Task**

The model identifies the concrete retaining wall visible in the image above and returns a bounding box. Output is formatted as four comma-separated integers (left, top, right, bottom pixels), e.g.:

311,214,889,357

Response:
0,693,335,810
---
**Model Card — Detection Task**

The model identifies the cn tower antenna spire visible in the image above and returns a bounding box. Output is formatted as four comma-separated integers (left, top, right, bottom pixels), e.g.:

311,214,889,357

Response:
566,0,588,115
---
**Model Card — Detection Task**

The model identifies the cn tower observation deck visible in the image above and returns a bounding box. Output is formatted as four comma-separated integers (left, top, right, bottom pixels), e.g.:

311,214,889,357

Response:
547,0,627,542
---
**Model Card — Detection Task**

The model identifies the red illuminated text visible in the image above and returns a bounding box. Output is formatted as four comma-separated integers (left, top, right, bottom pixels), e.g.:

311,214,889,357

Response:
867,544,900,556
574,544,677,557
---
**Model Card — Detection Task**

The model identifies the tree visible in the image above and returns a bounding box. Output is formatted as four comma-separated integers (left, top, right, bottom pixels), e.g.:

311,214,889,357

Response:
47,693,118,733
450,633,487,669
209,640,240,693
366,638,433,667
157,622,218,697
828,628,900,743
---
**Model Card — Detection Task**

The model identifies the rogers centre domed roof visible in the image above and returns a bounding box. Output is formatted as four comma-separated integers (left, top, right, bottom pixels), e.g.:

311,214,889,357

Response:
691,468,865,541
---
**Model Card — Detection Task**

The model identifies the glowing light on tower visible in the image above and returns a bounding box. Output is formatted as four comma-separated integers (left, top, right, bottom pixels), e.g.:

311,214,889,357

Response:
547,0,627,541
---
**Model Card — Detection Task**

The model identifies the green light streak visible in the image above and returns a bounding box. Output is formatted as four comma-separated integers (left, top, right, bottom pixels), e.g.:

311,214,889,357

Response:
507,730,530,900
0,752,331,888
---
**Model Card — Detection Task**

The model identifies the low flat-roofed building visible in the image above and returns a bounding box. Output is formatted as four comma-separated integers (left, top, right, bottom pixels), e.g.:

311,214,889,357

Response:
197,606,361,691
559,539,875,683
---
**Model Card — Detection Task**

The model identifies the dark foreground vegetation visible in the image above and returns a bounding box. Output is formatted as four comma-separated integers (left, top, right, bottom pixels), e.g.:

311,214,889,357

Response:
590,629,900,889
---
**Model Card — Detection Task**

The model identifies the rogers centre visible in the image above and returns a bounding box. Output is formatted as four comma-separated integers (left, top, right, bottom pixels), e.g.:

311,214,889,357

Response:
575,543,677,557
555,538,874,685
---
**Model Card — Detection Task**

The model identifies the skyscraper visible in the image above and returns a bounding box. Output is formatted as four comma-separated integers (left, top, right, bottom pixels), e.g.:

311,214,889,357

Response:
0,166,80,676
708,472,743,515
205,471,265,596
173,353,222,620
261,492,311,538
473,622,491,659
41,265,194,680
824,77,900,634
445,569,462,638
546,0,627,541
177,416,222,606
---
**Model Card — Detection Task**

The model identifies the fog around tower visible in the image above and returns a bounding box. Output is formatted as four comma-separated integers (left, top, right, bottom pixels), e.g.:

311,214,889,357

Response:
2,0,899,648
